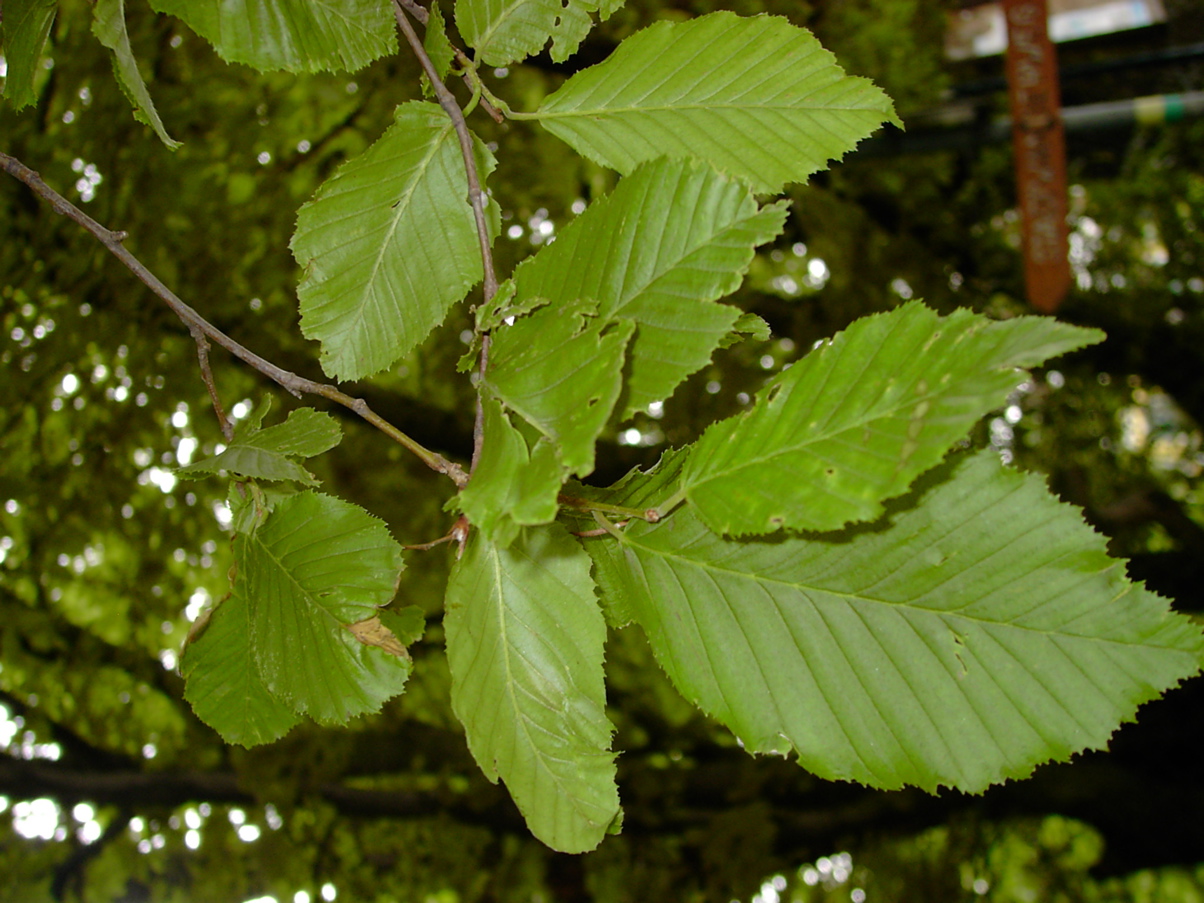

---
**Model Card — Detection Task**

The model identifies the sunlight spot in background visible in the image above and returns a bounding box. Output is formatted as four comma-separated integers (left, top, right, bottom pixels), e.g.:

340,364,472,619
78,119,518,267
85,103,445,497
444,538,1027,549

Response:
0,705,17,747
751,874,787,903
143,466,177,493
797,851,854,892
527,208,555,245
321,884,338,901
773,275,799,295
295,892,312,903
13,798,63,840
807,257,829,287
185,587,211,622
69,158,103,202
1,703,63,761
176,436,198,466
73,803,102,844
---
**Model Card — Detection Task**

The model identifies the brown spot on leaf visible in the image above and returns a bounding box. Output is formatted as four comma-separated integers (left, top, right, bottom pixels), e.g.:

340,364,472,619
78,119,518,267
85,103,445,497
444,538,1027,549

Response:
347,616,410,660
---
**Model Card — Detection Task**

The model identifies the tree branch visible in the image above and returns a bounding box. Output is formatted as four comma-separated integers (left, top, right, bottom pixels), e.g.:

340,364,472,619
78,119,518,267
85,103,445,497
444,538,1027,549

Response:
0,150,469,488
392,1,499,477
394,0,504,123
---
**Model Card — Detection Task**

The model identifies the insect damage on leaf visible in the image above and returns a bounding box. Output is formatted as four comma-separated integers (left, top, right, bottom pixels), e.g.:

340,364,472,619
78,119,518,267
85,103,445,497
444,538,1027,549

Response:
346,616,411,661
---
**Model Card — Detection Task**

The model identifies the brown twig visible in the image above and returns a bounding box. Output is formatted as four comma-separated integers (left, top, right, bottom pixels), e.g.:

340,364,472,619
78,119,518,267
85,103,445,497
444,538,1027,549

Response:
396,0,504,123
0,150,468,487
392,1,500,479
191,329,234,442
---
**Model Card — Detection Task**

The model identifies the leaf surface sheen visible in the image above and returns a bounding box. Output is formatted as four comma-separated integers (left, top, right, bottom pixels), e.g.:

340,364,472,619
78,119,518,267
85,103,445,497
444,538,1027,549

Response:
534,12,899,192
181,587,301,747
239,491,410,723
587,451,1204,792
677,303,1103,535
92,0,181,148
292,102,497,381
147,0,396,72
510,157,786,416
445,524,619,852
457,0,625,67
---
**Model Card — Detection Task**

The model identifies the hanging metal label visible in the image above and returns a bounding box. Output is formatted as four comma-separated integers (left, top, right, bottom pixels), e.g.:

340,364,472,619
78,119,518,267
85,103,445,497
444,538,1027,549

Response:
1004,0,1071,313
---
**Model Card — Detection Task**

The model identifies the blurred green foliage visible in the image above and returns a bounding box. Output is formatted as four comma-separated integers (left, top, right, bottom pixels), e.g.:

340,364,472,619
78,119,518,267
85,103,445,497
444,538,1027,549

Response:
2,0,1203,899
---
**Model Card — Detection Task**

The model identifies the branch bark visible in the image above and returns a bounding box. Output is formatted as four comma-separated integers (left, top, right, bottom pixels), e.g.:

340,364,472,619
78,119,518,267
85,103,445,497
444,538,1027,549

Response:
0,150,469,488
391,0,498,477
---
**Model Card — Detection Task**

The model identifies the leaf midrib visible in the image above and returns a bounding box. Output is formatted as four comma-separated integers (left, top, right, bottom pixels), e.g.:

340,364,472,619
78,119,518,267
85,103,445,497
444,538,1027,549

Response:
347,118,455,346
614,526,1162,648
537,100,886,119
484,541,611,825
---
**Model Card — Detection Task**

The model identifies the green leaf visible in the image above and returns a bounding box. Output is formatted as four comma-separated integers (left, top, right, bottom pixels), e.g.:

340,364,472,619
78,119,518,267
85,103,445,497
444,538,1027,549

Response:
510,158,787,417
292,102,498,381
91,0,181,149
456,0,624,67
486,298,635,475
673,303,1103,535
1,0,57,110
532,12,899,193
445,524,620,852
421,2,456,98
455,393,563,546
147,0,396,73
180,587,301,747
238,491,410,723
587,451,1204,792
719,312,771,349
178,406,341,485
378,605,427,647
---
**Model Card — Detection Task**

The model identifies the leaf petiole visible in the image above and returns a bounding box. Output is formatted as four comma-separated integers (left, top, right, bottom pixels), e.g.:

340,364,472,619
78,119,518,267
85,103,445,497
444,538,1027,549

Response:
559,494,661,524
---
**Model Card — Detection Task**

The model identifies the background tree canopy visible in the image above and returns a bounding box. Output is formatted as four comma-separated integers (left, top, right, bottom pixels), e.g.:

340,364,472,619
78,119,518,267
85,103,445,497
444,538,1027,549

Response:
3,0,1204,900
